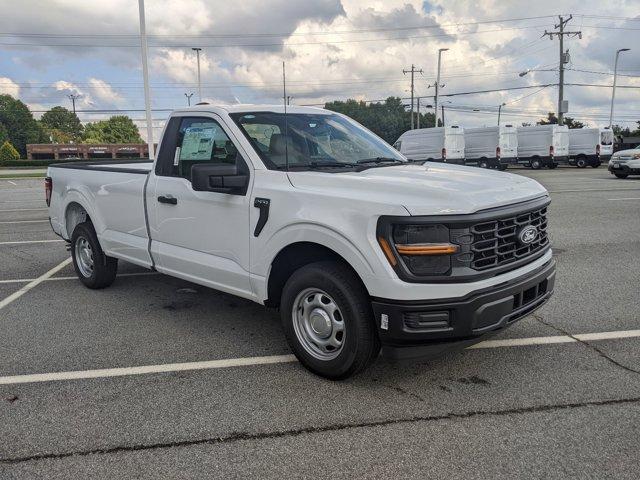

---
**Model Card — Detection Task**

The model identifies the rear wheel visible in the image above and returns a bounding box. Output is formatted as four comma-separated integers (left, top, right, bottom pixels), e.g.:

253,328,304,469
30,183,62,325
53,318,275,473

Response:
548,162,558,169
530,157,542,170
71,222,118,289
280,261,380,379
614,173,629,179
576,156,587,168
478,158,489,169
497,164,508,171
591,161,601,168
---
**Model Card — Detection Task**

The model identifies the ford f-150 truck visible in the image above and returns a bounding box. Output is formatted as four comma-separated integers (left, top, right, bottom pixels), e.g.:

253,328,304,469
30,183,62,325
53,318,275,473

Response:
46,104,556,379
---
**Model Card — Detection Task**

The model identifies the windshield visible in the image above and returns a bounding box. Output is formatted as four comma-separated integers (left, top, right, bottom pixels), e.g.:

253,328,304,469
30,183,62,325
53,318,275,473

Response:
230,112,405,170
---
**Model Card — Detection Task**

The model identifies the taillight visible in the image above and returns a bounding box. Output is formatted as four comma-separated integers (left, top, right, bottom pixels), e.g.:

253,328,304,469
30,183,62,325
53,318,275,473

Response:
549,146,554,157
442,148,447,160
45,177,52,207
596,144,600,155
496,146,501,159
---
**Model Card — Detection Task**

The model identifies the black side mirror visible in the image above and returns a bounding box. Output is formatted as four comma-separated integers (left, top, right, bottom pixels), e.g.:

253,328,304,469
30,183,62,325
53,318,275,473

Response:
191,163,248,195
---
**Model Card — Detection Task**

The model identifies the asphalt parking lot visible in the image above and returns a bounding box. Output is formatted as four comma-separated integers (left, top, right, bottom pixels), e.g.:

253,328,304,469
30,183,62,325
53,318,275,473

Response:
1,167,639,479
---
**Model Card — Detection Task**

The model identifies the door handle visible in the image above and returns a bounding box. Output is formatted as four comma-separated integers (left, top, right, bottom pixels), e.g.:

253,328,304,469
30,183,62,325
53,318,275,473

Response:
157,195,177,205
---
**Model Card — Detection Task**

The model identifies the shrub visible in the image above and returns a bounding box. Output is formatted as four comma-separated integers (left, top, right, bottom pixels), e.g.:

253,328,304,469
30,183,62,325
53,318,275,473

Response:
0,140,20,165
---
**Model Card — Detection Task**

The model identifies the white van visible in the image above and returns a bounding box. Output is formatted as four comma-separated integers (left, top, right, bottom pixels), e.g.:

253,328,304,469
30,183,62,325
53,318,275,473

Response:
517,125,569,169
464,125,518,170
394,126,465,164
568,127,613,168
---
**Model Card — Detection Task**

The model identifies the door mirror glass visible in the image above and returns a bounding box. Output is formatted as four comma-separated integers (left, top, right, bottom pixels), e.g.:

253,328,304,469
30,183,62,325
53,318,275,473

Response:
191,163,248,195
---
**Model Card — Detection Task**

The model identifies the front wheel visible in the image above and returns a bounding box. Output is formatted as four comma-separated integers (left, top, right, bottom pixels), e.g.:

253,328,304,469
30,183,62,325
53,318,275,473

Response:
497,164,508,171
591,161,601,168
530,158,542,170
576,157,587,168
71,222,118,289
548,162,558,169
614,173,629,179
280,261,380,379
478,159,489,169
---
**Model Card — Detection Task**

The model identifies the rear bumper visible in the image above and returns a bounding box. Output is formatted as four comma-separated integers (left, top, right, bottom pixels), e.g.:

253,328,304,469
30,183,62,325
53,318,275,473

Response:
551,155,569,164
569,154,601,165
372,259,556,360
499,156,518,165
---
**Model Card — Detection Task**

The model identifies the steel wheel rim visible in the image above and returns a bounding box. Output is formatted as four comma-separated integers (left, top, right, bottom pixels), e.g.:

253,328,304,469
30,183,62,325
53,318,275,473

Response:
292,288,345,361
75,236,94,278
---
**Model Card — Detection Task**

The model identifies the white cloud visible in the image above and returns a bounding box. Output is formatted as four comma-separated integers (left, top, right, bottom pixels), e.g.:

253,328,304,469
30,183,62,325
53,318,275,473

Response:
0,77,20,97
87,78,125,106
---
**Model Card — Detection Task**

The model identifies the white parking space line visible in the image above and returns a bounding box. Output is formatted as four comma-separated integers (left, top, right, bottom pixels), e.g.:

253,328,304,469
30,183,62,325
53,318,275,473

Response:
0,220,49,224
0,271,159,284
0,258,72,311
607,197,640,201
0,208,48,212
1,329,638,385
0,239,64,246
7,181,17,185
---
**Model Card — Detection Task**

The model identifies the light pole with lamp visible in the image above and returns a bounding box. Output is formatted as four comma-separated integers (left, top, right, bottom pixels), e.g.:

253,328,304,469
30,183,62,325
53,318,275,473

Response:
192,47,203,102
609,48,630,128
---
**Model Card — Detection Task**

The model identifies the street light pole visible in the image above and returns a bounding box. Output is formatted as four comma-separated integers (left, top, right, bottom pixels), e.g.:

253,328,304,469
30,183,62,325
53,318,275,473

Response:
192,47,203,102
434,48,449,127
497,102,506,126
609,48,630,128
185,92,194,106
67,94,81,115
137,0,154,160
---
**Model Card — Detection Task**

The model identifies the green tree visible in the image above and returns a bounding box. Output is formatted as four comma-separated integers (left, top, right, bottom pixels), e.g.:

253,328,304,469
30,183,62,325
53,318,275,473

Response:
0,123,8,144
0,94,48,156
325,97,435,145
40,106,83,140
537,112,584,128
82,115,143,143
0,140,20,164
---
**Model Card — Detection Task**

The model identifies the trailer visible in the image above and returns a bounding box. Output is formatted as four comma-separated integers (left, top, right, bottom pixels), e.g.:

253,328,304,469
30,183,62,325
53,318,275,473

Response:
517,125,569,169
568,127,613,168
464,125,518,170
394,126,465,164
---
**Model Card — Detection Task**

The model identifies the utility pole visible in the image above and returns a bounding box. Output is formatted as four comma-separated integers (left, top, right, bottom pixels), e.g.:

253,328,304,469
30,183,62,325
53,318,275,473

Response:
429,48,449,127
543,15,581,125
67,94,81,115
192,47,203,102
403,64,423,129
609,48,631,128
184,92,194,106
416,97,420,129
138,0,154,160
441,105,445,127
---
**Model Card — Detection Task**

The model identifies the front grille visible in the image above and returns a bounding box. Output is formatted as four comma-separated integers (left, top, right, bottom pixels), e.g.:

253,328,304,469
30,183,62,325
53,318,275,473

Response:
469,206,549,271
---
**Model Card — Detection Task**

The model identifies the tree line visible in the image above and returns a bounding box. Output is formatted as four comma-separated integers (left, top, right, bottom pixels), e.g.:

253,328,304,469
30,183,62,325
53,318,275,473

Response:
0,94,143,161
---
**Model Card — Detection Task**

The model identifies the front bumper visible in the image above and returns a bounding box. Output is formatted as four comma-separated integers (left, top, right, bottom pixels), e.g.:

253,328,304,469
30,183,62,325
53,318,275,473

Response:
372,259,556,359
499,156,518,165
609,162,640,175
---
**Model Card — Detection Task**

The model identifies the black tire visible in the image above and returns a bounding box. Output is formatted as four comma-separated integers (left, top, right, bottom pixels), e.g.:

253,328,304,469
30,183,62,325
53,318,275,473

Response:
280,261,380,379
548,162,558,169
591,161,601,168
530,157,542,170
497,164,508,171
614,173,628,179
576,156,587,168
478,158,489,169
71,221,118,289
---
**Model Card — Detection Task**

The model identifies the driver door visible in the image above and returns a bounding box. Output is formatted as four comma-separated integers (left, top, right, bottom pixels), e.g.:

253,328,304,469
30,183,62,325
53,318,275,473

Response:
147,114,254,299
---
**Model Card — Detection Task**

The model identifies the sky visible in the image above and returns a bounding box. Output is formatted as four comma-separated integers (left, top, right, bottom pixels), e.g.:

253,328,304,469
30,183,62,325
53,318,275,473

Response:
0,0,639,141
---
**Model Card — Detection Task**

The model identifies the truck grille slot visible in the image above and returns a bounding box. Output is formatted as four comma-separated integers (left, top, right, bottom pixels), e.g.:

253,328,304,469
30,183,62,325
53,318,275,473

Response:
469,206,549,271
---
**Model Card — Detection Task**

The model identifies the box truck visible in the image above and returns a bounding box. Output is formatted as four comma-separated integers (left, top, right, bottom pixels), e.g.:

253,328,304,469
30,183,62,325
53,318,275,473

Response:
568,127,614,168
517,125,569,169
394,126,465,164
464,125,518,170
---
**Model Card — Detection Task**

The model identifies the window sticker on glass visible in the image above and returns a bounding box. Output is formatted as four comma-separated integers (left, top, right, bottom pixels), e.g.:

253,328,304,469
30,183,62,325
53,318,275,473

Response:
181,124,216,161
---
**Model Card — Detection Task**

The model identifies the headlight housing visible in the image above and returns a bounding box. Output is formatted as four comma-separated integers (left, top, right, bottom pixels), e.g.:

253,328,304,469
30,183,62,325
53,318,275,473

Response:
377,221,460,278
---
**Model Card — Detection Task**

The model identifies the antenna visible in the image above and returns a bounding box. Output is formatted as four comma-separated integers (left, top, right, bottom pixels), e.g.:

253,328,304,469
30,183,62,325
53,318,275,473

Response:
282,61,289,172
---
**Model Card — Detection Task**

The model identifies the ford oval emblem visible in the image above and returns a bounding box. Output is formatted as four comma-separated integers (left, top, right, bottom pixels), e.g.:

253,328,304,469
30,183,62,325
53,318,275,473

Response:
518,225,538,244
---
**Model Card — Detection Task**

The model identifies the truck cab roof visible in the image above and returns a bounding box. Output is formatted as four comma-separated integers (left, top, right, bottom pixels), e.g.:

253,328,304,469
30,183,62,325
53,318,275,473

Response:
170,104,331,116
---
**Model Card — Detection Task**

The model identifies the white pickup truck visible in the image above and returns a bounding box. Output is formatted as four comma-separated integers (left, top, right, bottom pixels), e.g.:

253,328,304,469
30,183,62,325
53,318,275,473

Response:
46,104,556,379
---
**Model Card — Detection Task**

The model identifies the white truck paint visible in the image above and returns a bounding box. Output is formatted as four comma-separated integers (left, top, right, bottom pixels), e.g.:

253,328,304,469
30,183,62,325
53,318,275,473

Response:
568,127,613,168
517,124,569,169
608,145,640,178
464,125,518,169
47,105,555,379
394,126,465,164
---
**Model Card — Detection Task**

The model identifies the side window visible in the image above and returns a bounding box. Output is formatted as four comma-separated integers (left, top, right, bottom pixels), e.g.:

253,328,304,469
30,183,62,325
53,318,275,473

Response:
173,117,239,180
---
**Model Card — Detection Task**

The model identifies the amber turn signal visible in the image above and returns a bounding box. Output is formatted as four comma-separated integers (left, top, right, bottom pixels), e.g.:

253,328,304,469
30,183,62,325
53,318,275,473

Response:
377,237,397,266
395,243,459,256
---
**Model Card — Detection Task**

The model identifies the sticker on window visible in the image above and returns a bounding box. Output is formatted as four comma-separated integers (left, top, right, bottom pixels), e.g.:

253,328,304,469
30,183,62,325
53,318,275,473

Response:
180,125,216,161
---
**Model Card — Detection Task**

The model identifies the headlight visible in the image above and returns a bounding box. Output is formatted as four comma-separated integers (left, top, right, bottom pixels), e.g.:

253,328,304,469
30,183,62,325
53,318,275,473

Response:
378,223,459,276
634,153,640,159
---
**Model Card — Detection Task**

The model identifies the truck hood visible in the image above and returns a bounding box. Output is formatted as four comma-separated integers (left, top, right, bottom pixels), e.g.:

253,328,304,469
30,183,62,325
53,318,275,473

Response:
287,163,548,216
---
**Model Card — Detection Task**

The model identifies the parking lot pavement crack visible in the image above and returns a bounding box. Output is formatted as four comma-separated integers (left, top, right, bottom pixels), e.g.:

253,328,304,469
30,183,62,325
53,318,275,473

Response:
532,314,640,376
2,396,640,466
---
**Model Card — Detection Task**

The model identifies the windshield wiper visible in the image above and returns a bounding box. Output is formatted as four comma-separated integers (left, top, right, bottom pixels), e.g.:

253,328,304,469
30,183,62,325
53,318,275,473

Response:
275,161,356,170
356,157,405,165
